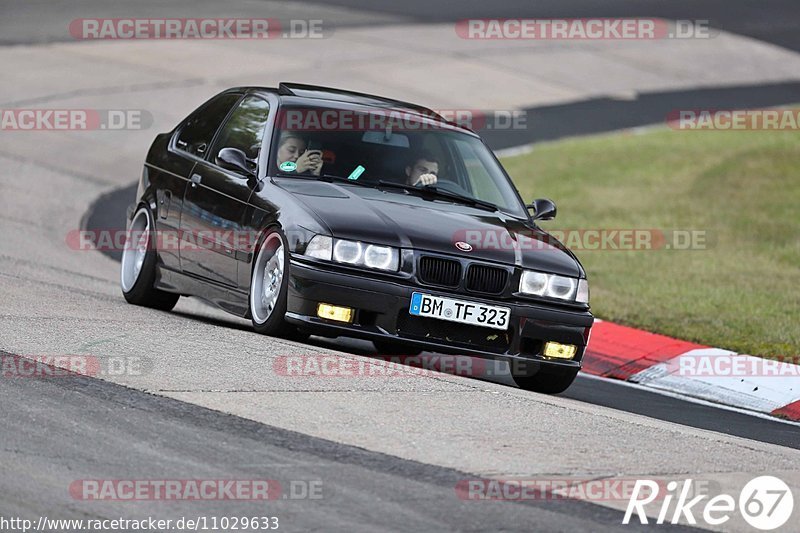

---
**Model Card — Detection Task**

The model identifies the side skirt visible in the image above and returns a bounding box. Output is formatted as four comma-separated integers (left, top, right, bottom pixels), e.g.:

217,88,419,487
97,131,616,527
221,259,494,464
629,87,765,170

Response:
155,264,249,318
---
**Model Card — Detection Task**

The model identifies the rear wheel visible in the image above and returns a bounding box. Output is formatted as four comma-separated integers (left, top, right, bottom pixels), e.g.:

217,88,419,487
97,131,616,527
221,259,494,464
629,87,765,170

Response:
512,367,578,394
249,229,304,340
120,206,180,311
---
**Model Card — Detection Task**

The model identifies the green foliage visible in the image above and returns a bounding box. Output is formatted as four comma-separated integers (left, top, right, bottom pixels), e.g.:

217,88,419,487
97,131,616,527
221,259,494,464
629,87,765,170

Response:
502,126,800,359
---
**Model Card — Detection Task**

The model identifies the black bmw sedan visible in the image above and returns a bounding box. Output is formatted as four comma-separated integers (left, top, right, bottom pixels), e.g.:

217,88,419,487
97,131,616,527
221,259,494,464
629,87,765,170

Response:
121,82,593,393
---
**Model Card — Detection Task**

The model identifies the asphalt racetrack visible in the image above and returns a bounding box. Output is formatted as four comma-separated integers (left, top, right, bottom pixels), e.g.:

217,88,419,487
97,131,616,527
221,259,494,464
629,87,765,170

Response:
1,1,799,531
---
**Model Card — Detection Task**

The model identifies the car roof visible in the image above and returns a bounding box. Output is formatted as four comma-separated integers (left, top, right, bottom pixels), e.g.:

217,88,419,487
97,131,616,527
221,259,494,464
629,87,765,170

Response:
228,82,476,135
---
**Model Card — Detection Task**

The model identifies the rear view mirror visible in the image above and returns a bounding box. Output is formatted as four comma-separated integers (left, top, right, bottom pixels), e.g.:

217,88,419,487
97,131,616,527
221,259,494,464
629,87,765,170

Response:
216,147,254,176
528,198,557,221
362,130,410,148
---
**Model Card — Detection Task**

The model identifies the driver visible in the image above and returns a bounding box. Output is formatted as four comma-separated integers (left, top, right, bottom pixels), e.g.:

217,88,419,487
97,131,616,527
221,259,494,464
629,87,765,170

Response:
276,132,322,175
405,151,439,187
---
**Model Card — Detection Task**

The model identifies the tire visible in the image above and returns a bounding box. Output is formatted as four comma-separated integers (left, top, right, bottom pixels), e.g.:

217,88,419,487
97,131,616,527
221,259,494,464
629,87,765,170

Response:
372,339,423,356
249,228,301,338
120,206,180,311
512,367,579,394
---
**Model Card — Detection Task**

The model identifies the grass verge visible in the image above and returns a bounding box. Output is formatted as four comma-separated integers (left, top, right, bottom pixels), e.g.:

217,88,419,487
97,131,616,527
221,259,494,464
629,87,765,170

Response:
501,126,799,359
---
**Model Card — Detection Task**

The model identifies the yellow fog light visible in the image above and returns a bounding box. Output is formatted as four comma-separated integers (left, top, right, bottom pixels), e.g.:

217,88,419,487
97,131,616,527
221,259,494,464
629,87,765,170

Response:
543,341,577,360
317,303,354,323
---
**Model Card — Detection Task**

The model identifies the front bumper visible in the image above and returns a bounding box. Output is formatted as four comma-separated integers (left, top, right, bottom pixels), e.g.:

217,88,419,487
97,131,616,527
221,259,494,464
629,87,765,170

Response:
285,257,593,370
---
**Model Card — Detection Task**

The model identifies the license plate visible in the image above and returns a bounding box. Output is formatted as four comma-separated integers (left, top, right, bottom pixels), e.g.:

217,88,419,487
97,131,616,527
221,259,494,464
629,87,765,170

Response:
409,292,511,330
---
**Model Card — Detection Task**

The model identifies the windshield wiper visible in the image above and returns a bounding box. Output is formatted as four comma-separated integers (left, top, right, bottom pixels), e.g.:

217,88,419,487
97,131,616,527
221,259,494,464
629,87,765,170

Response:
377,181,498,212
318,174,376,187
277,172,376,187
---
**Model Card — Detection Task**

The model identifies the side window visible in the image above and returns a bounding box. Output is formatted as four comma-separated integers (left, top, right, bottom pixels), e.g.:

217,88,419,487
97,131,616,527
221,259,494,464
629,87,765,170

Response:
209,96,271,167
175,93,241,157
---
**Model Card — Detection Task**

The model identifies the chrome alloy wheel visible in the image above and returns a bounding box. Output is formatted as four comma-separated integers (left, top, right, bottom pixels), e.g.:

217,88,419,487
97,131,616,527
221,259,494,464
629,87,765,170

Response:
250,233,284,324
120,208,150,292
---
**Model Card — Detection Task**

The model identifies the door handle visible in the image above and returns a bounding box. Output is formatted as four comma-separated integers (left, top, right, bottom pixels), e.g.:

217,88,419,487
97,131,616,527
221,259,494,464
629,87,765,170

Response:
190,173,202,188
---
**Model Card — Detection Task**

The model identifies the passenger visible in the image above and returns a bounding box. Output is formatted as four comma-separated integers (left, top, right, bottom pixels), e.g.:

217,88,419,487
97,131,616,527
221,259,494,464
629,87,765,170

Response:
276,132,322,175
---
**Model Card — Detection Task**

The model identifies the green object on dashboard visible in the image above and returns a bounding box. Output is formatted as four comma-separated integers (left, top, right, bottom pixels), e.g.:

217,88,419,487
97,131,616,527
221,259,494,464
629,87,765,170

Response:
348,165,366,180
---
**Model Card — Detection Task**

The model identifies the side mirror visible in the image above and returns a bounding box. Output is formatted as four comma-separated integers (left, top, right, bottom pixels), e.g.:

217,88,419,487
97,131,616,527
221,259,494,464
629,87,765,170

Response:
216,147,254,176
528,198,557,221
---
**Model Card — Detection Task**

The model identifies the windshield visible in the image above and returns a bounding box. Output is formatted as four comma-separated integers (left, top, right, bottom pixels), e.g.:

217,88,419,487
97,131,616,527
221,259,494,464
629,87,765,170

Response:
270,106,528,217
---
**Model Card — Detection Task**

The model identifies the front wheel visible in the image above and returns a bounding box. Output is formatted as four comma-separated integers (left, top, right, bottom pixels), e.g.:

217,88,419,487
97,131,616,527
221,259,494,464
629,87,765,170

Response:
249,228,302,339
120,206,180,311
513,367,579,394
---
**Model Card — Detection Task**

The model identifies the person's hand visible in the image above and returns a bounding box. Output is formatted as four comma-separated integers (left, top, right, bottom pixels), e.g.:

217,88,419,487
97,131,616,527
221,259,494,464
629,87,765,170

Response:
295,150,322,175
412,173,437,186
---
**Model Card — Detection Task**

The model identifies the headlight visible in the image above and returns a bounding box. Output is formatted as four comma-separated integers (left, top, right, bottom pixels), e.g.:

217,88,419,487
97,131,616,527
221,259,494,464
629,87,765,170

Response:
547,276,576,299
364,244,397,270
304,235,399,272
519,271,548,295
576,278,589,304
333,239,363,264
305,235,333,261
519,270,588,303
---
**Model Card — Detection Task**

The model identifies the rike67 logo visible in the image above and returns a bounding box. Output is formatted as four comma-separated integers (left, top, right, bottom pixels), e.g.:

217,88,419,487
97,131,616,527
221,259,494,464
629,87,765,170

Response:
624,476,794,530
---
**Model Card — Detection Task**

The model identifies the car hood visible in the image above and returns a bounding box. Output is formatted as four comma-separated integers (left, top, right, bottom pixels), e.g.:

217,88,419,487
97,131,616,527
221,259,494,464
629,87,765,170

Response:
276,179,583,278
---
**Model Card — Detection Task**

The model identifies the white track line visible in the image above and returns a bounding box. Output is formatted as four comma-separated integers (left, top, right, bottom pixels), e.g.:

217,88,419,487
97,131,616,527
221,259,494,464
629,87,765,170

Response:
579,372,800,428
